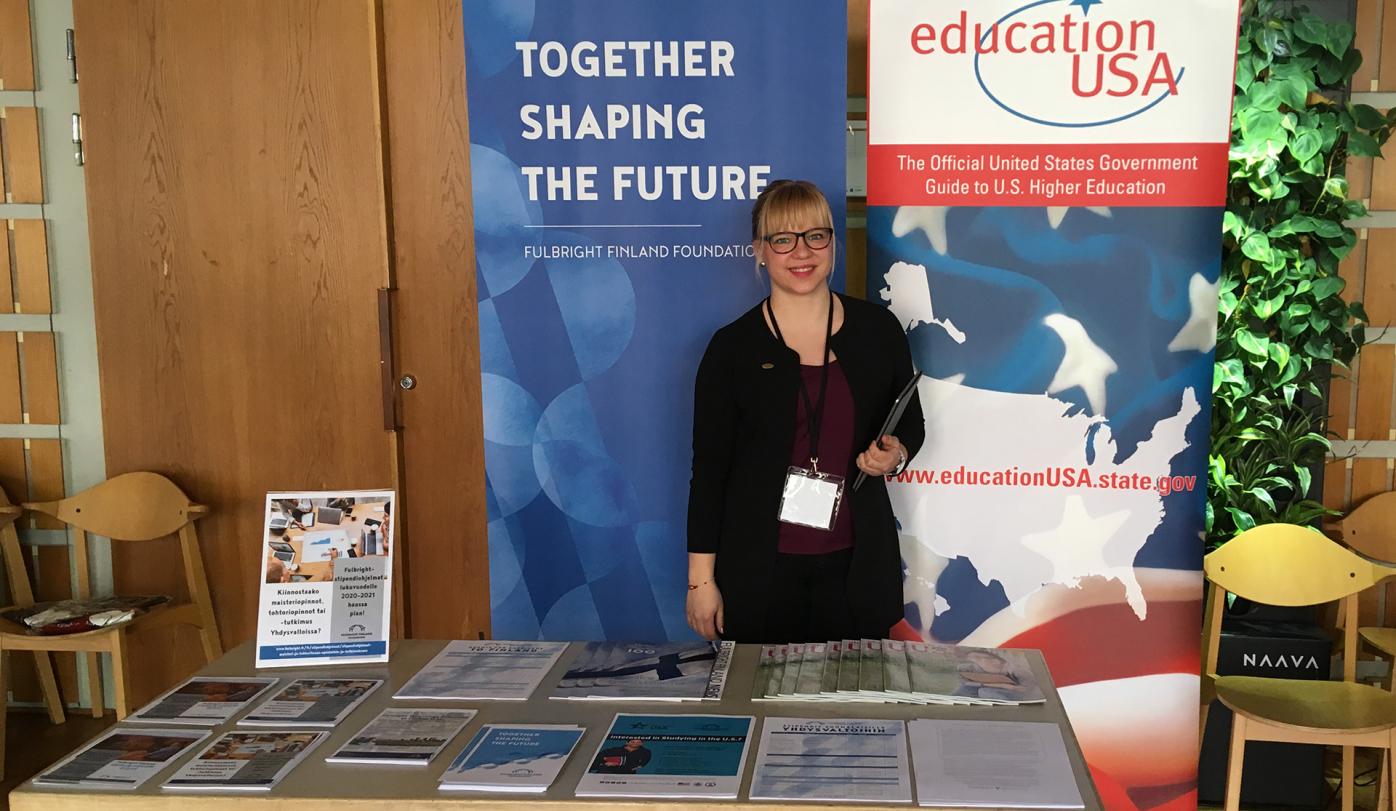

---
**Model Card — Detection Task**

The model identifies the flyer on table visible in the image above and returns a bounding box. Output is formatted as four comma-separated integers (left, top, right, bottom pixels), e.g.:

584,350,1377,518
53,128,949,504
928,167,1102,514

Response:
255,490,395,668
575,713,754,799
33,728,211,791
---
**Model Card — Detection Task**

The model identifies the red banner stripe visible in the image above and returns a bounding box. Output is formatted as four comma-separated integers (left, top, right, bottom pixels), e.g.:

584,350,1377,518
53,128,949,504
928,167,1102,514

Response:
867,143,1228,206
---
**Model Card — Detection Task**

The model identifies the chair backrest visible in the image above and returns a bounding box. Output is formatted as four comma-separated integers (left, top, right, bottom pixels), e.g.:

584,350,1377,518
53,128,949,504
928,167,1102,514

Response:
0,484,34,608
23,472,202,540
1202,523,1396,682
1339,491,1396,631
23,472,212,607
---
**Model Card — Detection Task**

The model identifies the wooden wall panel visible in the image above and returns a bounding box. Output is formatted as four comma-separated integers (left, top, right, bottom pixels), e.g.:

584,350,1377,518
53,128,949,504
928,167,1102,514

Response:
382,0,488,639
0,0,35,92
19,330,59,424
0,222,14,314
1355,0,1383,91
1372,147,1396,211
1363,230,1394,326
1349,156,1372,203
75,0,396,696
12,218,50,314
1354,345,1395,440
1322,459,1348,512
0,437,24,507
1352,458,1391,505
1,107,43,204
849,0,868,97
1381,3,1396,91
0,332,20,424
1327,371,1352,438
27,438,64,531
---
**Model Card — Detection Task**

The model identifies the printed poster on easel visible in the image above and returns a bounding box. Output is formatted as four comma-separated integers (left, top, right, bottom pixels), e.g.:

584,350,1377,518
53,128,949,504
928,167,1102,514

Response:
255,490,395,668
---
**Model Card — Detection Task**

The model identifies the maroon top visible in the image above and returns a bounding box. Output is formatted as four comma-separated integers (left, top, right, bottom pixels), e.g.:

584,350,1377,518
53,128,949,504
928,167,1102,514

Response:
778,360,856,555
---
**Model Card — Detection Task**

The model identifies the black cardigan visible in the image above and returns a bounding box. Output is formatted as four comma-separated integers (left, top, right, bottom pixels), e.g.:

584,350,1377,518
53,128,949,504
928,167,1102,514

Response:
687,293,925,642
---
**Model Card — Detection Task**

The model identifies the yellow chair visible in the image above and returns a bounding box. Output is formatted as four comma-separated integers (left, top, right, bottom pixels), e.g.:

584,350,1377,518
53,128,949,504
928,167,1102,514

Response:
1336,491,1396,810
1202,523,1396,811
0,472,223,776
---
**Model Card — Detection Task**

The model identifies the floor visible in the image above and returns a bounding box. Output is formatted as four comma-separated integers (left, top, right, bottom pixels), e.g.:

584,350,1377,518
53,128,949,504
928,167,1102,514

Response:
0,709,112,810
0,709,1385,811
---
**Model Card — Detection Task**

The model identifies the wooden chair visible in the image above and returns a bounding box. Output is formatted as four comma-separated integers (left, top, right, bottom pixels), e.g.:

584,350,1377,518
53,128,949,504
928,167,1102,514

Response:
0,473,222,759
1202,523,1396,811
0,485,66,729
1336,491,1396,810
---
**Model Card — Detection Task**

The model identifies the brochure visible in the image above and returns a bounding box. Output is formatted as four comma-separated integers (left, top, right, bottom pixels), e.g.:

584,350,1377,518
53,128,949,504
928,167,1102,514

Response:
750,717,911,804
747,640,1043,705
883,640,915,701
837,639,862,694
777,643,805,697
33,728,210,790
858,639,886,697
393,640,568,700
753,645,789,702
552,640,733,701
820,640,844,696
327,708,475,765
947,645,1046,705
162,731,327,792
126,676,279,726
909,720,1084,808
255,490,396,668
239,678,381,727
575,713,755,799
439,724,584,792
794,642,828,699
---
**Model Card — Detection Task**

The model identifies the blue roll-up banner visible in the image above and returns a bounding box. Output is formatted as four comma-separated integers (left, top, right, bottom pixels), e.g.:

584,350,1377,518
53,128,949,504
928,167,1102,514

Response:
466,2,847,640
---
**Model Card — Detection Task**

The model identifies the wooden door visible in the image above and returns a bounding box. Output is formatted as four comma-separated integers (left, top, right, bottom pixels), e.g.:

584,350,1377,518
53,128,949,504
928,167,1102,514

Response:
75,0,398,703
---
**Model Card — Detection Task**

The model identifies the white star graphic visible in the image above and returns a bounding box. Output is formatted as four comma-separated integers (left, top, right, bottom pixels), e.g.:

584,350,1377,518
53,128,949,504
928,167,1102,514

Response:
1045,206,1112,230
1021,495,1131,589
1166,273,1219,353
892,206,951,255
1043,314,1118,416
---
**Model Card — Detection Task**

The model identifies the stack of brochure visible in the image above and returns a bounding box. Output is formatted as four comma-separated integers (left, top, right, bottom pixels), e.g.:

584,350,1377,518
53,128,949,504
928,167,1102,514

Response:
126,676,280,725
34,728,211,791
575,713,755,800
162,731,327,792
750,640,1044,705
439,724,585,792
394,640,568,700
326,708,476,765
908,719,1085,808
551,640,734,701
750,717,911,804
239,678,381,727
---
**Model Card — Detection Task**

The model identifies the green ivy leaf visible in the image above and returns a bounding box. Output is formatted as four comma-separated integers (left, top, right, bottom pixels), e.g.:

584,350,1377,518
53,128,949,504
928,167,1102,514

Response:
1268,341,1291,370
1289,130,1321,161
1235,330,1271,358
1241,233,1272,263
1348,131,1383,157
1353,104,1386,130
1326,21,1354,58
1291,15,1327,46
1312,277,1345,300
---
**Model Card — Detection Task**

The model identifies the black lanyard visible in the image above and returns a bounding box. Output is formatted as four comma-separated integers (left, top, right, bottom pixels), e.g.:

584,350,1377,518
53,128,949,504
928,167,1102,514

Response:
766,292,835,473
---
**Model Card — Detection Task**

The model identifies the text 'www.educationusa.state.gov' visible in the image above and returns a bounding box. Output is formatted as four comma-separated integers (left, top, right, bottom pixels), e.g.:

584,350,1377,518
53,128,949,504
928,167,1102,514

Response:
891,466,1200,496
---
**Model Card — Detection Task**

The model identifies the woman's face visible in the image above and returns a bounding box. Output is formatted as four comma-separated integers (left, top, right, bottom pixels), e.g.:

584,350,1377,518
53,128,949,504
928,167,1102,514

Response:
755,215,834,298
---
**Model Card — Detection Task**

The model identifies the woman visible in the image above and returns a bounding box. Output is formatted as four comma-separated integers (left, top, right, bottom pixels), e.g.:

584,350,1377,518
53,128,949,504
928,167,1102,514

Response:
686,179,923,644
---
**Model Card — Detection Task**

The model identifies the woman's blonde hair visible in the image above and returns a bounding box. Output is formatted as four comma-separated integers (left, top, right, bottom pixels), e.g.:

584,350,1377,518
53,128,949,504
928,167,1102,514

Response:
750,179,837,275
751,179,834,240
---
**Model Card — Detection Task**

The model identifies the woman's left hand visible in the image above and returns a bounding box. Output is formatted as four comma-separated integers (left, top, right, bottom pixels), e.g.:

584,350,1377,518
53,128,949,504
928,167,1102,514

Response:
856,435,906,478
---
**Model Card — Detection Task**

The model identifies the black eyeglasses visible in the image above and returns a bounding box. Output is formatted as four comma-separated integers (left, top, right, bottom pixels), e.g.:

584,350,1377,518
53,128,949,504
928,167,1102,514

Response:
763,227,833,254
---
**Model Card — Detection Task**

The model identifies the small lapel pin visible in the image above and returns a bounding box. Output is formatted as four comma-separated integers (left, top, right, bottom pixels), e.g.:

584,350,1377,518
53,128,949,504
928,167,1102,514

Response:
761,362,774,370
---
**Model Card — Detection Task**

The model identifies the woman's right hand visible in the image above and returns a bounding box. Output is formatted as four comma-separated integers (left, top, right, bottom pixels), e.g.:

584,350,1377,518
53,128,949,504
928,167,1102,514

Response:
686,581,724,640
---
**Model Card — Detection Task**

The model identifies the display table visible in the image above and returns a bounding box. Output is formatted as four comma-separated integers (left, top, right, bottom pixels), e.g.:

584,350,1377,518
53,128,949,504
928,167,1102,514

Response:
11,640,1103,810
